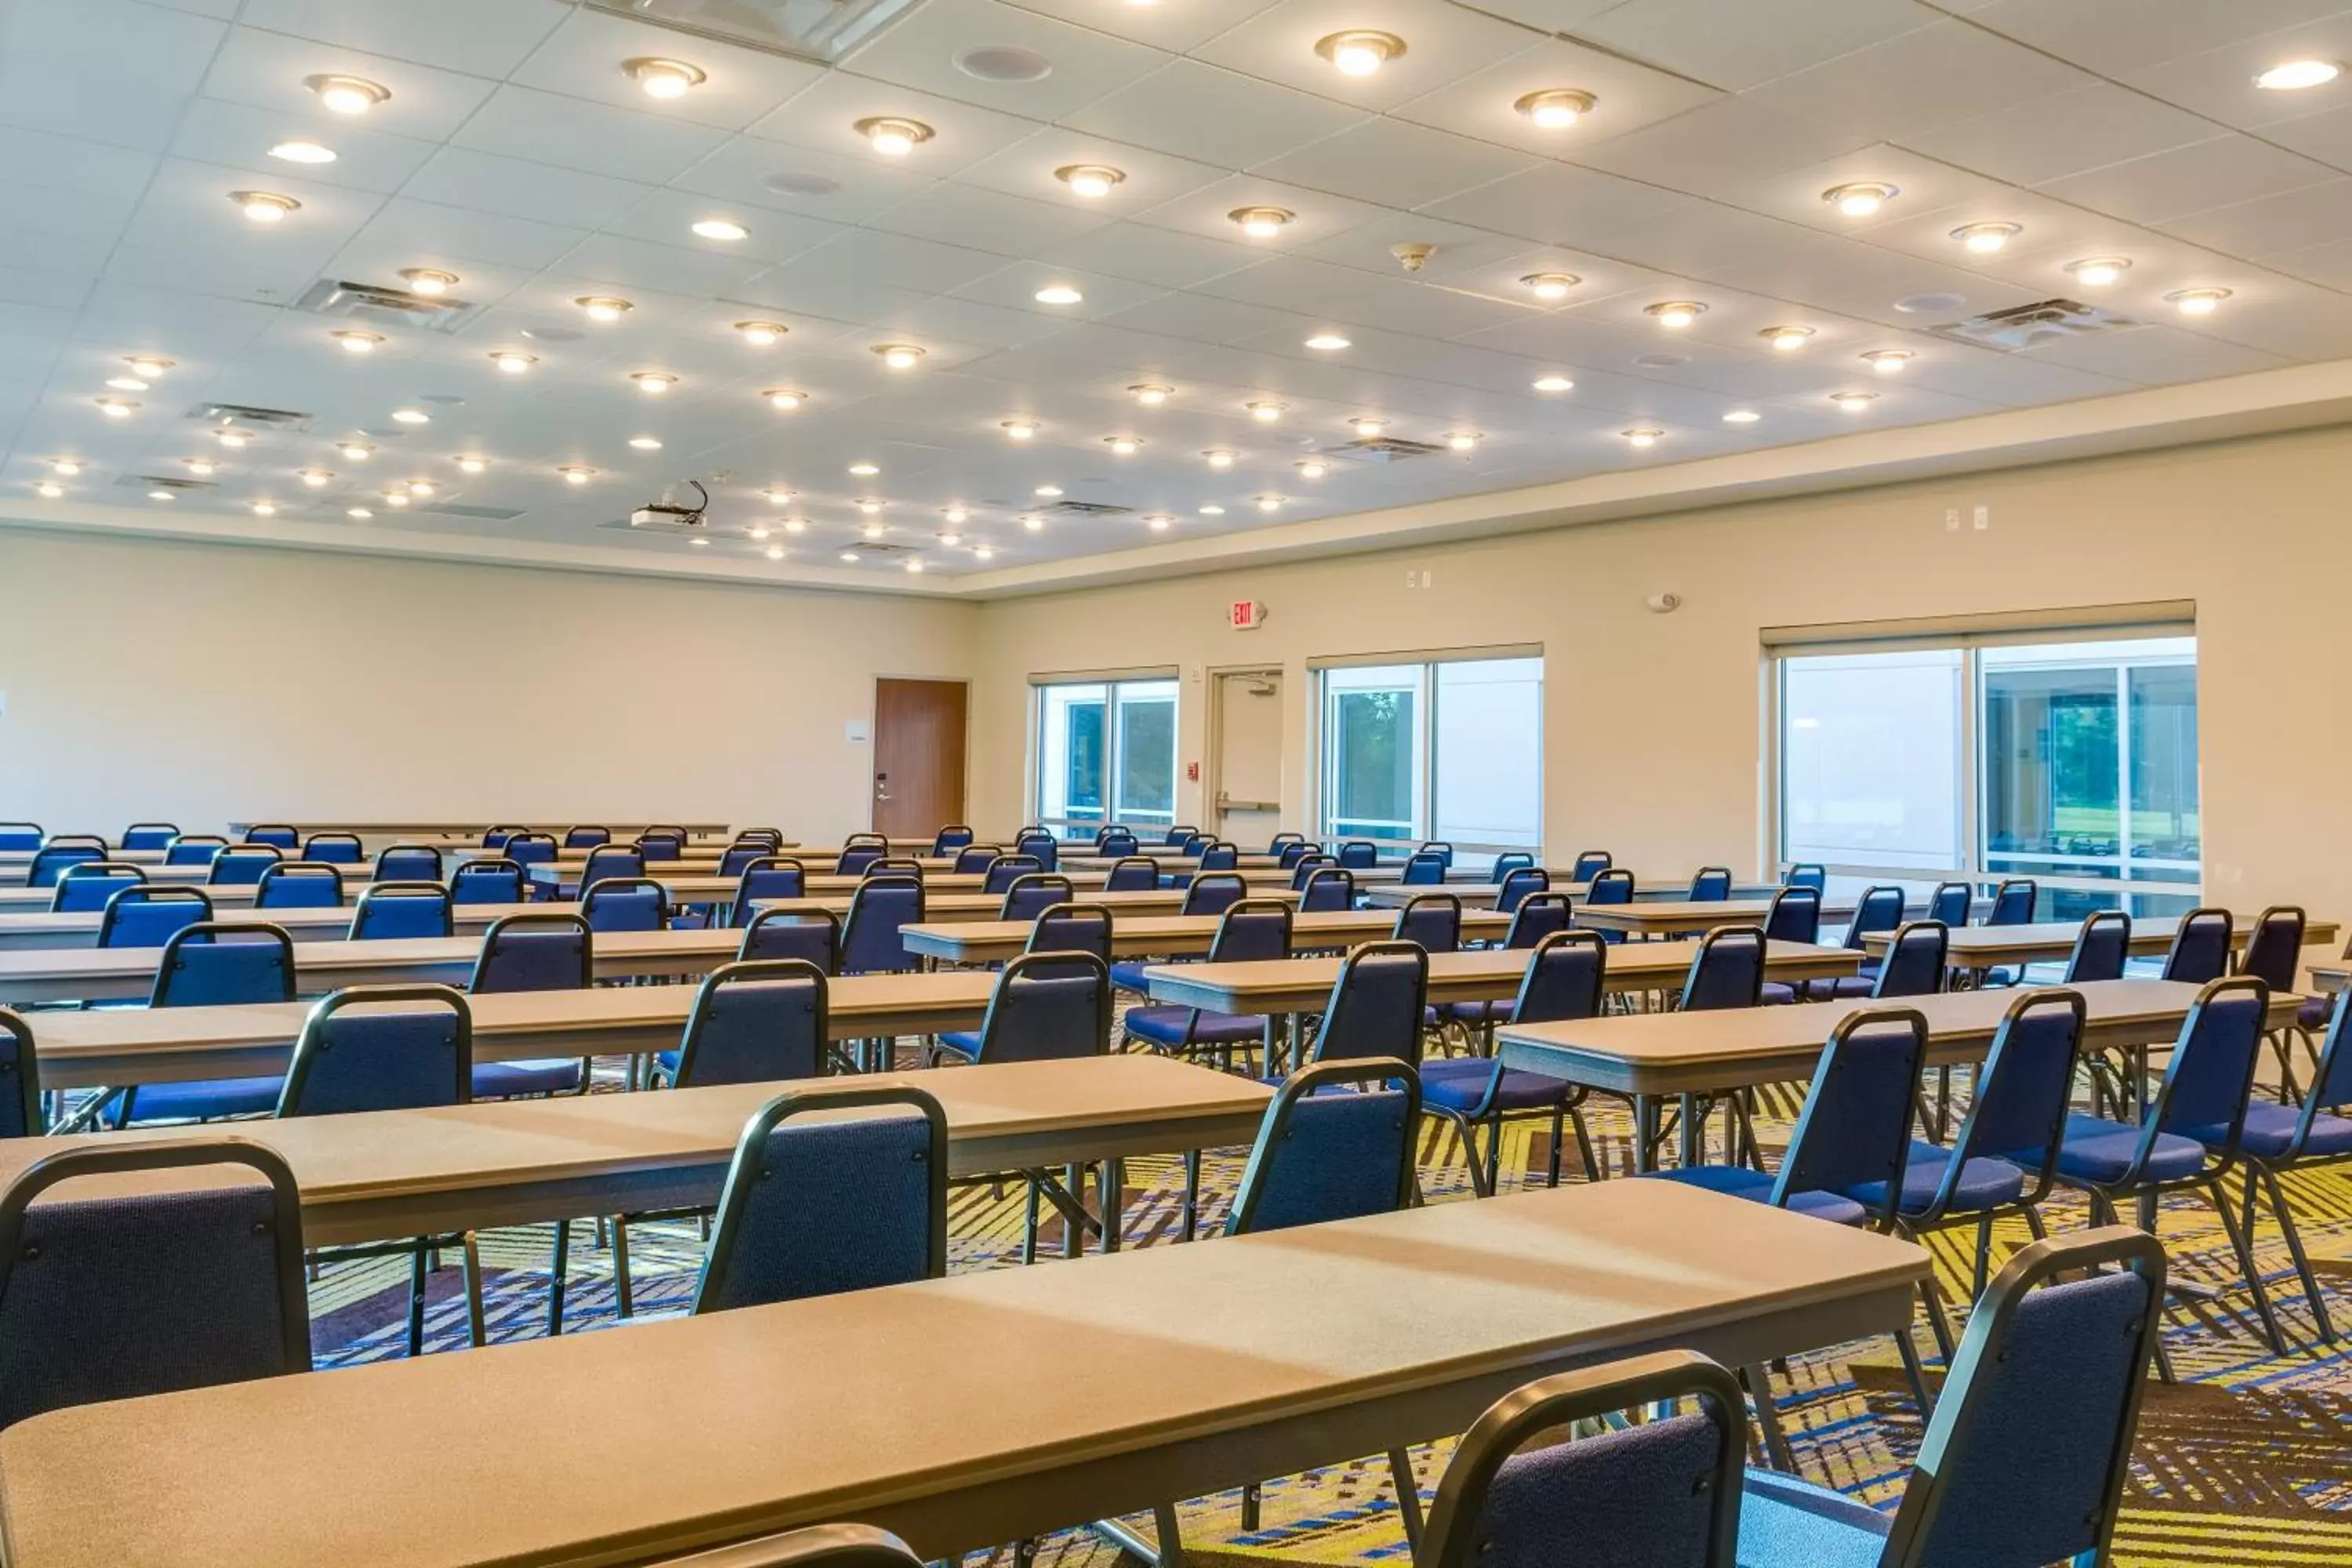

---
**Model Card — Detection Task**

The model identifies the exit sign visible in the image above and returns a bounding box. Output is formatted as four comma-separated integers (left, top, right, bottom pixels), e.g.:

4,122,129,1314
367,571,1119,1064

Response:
1229,599,1266,630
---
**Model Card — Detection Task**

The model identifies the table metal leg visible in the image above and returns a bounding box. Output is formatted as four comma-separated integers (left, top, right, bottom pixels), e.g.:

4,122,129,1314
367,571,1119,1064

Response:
1634,1095,1661,1174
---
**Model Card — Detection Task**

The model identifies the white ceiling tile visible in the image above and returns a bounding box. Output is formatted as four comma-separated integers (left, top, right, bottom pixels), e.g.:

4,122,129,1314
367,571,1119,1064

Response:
506,5,828,132
0,126,161,202
956,129,1236,215
404,147,655,230
1733,143,2017,239
344,197,590,271
1575,201,1824,277
1192,255,1527,338
1568,99,1872,201
1250,118,1541,209
597,188,845,266
1436,0,1621,33
2016,322,2292,383
198,26,501,143
1742,20,2099,141
2183,278,2352,361
166,96,441,194
2037,136,2340,226
550,232,775,298
948,263,1169,318
776,226,1013,296
1032,222,1265,290
2255,234,2352,290
1580,0,1941,93
864,183,1112,252
2118,16,2352,132
0,0,224,153
451,86,732,185
2161,177,2352,258
746,71,1047,178
1416,162,1690,247
729,256,936,328
1129,171,1390,248
117,157,383,267
1098,291,1301,347
1001,0,1283,54
101,241,338,310
234,0,566,76
1903,85,2227,190
1191,0,1542,114
1297,213,1531,281
837,0,1171,121
874,296,1071,351
1385,36,1722,155
1964,0,2351,78
1061,59,1369,169
670,136,941,225
0,267,95,313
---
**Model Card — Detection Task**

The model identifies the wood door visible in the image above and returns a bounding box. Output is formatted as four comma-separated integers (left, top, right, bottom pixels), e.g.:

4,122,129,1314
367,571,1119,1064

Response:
1213,669,1285,844
873,678,967,838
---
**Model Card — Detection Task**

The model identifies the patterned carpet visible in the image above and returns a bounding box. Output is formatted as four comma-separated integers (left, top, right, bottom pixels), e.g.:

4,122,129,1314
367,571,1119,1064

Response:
296,1063,2352,1567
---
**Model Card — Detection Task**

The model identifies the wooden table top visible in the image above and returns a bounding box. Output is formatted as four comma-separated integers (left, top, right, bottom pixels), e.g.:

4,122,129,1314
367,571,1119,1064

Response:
752,887,1300,920
531,866,1314,898
0,902,562,952
1495,978,2307,1098
0,880,376,912
1141,940,1861,1018
1362,878,1784,909
2299,953,2352,993
0,1178,1924,1567
16,971,1002,1091
1861,914,2340,966
230,822,739,840
1567,898,1867,937
0,1056,1267,1249
900,908,1514,965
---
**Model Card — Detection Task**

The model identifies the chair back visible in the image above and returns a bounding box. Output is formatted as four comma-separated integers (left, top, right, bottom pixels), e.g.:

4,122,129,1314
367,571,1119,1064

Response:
578,845,645,894
1104,856,1160,891
1678,925,1765,1011
1099,830,1141,858
163,835,227,866
1490,851,1536,883
1872,920,1949,999
0,1141,310,1432
739,907,840,970
1771,1005,1929,1228
968,951,1111,1065
1784,862,1826,893
563,826,610,850
373,845,442,884
1875,1230,2167,1568
98,886,211,948
2143,975,2268,1169
931,826,975,855
1179,832,1210,857
1014,832,1058,871
1226,1059,1420,1235
1987,877,2037,925
1299,867,1354,912
206,845,282,886
1686,866,1733,902
278,985,471,1116
1289,855,1334,891
0,824,38,852
350,883,454,940
2063,910,2132,984
450,858,525,906
694,1085,947,1315
731,858,807,925
25,845,103,888
583,877,669,933
838,875,924,975
1503,891,1571,949
1308,942,1428,1067
2161,906,2234,984
2237,905,2306,990
718,844,771,879
1000,873,1074,923
254,862,343,909
1568,850,1613,883
1198,840,1240,872
1337,840,1378,869
468,913,591,993
673,960,828,1088
50,862,144,913
2299,993,2352,1147
1495,867,1549,914
1936,989,2085,1217
1512,930,1606,1025
1762,885,1820,944
1392,892,1462,953
1843,884,1904,949
482,826,523,848
122,822,179,852
1419,1349,1745,1568
504,833,557,866
1276,840,1311,869
300,833,362,865
153,923,296,1007
1401,851,1448,886
950,845,999,875
1585,867,1635,905
634,831,685,862
842,833,887,852
834,846,884,876
1929,880,1973,925
868,858,925,880
1418,841,1454,867
1028,903,1113,964
243,825,299,848
1180,871,1247,916
1210,899,1292,963
981,855,1040,895
0,1011,39,1139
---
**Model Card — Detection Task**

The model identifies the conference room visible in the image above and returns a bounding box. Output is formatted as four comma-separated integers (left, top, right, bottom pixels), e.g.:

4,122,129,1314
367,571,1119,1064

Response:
0,0,2347,1564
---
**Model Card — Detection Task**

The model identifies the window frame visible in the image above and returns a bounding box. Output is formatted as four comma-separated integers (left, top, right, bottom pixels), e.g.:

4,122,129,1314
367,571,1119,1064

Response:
1031,675,1180,837
1312,651,1544,853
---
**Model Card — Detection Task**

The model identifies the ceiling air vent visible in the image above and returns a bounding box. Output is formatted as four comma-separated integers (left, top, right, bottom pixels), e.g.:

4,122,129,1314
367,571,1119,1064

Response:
1332,436,1446,463
839,541,916,557
1038,499,1133,518
601,514,706,537
1928,299,2145,352
414,503,524,521
118,474,215,494
296,278,481,334
576,0,922,64
187,401,311,430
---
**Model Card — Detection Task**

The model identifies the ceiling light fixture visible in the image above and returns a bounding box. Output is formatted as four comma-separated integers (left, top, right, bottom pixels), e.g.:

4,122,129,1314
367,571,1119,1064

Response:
1129,383,1174,405
1862,349,1913,373
230,191,299,223
848,462,880,476
1831,390,1878,411
1255,494,1283,512
943,506,969,524
1247,400,1285,422
1198,503,1225,515
308,74,389,115
1523,272,1580,301
1000,419,1037,440
629,435,663,451
124,356,172,379
749,525,771,540
251,502,277,517
1646,300,1705,328
1760,325,1813,351
407,479,434,497
1022,515,1044,532
347,506,372,519
1230,206,1294,239
575,296,633,321
1316,30,1404,77
1515,89,1595,129
735,321,787,345
399,268,457,296
383,490,409,507
216,429,250,448
1722,409,1761,424
2256,60,2342,90
1295,459,1327,477
690,217,747,241
185,458,217,475
1033,284,1083,305
626,56,706,100
857,500,884,514
34,481,62,499
631,371,677,394
1445,431,1479,451
2064,256,2130,286
974,544,996,558
49,459,81,477
1823,181,1897,218
1304,332,1351,350
105,376,148,392
765,545,785,561
337,441,371,460
1033,484,1062,497
764,488,795,505
299,469,331,488
489,350,536,374
764,389,808,412
1351,416,1385,437
1203,448,1236,468
2168,287,2231,315
331,329,383,354
1951,221,2020,254
861,520,884,536
856,117,934,157
456,455,487,473
1623,428,1662,448
1105,435,1141,455
95,397,136,419
1144,513,1174,531
1056,164,1125,198
784,519,807,533
147,489,174,502
269,140,336,165
560,466,595,485
390,408,429,424
1531,374,1574,392
840,550,862,562
874,344,924,369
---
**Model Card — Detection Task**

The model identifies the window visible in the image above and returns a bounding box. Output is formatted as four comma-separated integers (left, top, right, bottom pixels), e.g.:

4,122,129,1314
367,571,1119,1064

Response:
1317,655,1542,849
1034,677,1178,834
1777,630,2198,916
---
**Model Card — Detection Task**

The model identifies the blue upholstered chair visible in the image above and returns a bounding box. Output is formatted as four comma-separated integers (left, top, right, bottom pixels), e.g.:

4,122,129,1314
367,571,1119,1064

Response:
466,913,590,1100
577,844,644,895
1174,871,1241,918
25,844,103,887
1869,920,1949,999
450,858,526,906
1928,880,1973,926
660,960,829,1089
1299,866,1354,912
1123,899,1288,1071
731,829,784,852
738,908,839,971
950,845,1000,874
0,1010,43,1138
1489,851,1536,884
1757,887,1823,1004
563,826,610,850
1567,850,1612,883
692,1084,947,1315
1000,873,1073,922
121,822,178,851
2066,909,2132,982
299,833,363,865
349,883,453,940
1162,827,1195,848
1178,831,1210,858
98,885,210,947
243,825,299,848
930,825,975,855
1985,877,2036,926
866,857,926,881
2234,906,2314,1097
1099,829,1142,858
1496,892,1571,951
1581,868,1635,941
1687,866,1733,902
1677,924,1765,1011
503,833,557,871
1401,851,1447,886
254,862,342,909
114,919,298,1127
583,877,669,933
2161,906,2234,983
2236,986,2352,1345
0,824,38,852
374,844,443,884
729,858,807,925
164,834,227,866
1809,884,1904,999
840,876,923,976
1197,840,1240,872
206,844,281,887
1014,832,1058,871
482,826,524,848
634,830,686,862
1421,930,1606,1194
1298,942,1428,1072
0,1140,310,1431
1392,892,1462,955
1784,862,1827,893
1337,840,1378,869
981,855,1040,895
719,844,772,879
1494,867,1549,915
50,861,143,913
928,950,1109,1069
1104,856,1160,891
937,907,1112,1062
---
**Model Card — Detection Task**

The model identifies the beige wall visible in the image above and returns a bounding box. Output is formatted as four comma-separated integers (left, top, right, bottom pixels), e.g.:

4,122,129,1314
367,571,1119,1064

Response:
971,426,2352,924
0,530,979,842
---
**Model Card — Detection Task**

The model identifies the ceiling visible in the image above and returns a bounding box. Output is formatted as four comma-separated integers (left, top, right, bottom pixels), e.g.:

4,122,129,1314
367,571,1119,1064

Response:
9,0,2352,593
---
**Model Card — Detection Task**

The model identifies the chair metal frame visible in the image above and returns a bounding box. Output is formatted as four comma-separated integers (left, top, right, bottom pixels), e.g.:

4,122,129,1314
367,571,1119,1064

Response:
0,1008,44,1138
349,881,456,940
738,907,841,973
49,861,146,913
253,860,344,909
96,884,211,947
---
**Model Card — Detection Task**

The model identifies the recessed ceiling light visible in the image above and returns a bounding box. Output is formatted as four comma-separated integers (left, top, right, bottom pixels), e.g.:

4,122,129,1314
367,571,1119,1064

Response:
973,543,996,559
1759,326,1813,351
942,506,971,525
560,465,595,485
1351,416,1386,437
1230,206,1294,239
764,389,808,412
861,519,885,536
1722,409,1761,424
2167,287,2231,315
34,481,62,499
690,537,710,547
489,350,536,374
1143,513,1174,531
735,321,788,345
1255,494,1283,512
457,455,487,474
1522,272,1580,301
1247,400,1285,422
2064,256,2130,286
230,191,299,223
690,218,748,241
875,343,924,369
1646,300,1705,328
857,500,884,515
1295,459,1327,477
337,441,372,460
1105,436,1142,455
1531,375,1574,393
390,408,430,424
629,435,663,451
1822,181,1897,218
1002,419,1037,440
764,545,785,561
1514,89,1595,129
1129,383,1174,405
269,140,336,165
1198,503,1225,515
1951,222,2020,254
307,74,389,115
383,490,410,507
1203,448,1236,468
575,296,633,321
299,469,331,488
856,117,934,157
631,371,677,394
216,429,250,448
1316,30,1404,76
399,268,457,296
1056,164,1125,198
938,529,963,546
626,56,706,100
105,376,147,392
1022,515,1044,532
185,457,216,475
346,506,372,519
783,519,807,533
95,397,136,419
764,488,795,505
749,524,771,540
904,558,927,573
1623,428,1662,448
1034,484,1062,497
2256,60,2342,90
251,501,277,517
407,479,434,497
840,550,861,562
122,358,172,383
1034,284,1083,305
147,488,174,502
1862,349,1913,373
49,459,82,476
1304,332,1351,350
1445,432,1479,451
848,462,880,476
1831,390,1878,412
331,330,383,354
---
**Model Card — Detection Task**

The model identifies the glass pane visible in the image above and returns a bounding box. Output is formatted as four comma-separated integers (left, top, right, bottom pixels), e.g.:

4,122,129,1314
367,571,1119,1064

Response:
2129,662,2198,866
1036,683,1106,826
1780,649,1962,873
1113,681,1178,826
1433,658,1541,847
1324,665,1419,841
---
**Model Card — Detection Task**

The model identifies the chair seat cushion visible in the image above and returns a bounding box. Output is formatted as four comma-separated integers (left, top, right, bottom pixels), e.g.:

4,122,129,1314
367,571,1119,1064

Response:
934,1029,982,1061
1760,982,1802,1005
2297,992,2336,1031
1444,999,1511,1026
1737,1468,1891,1568
122,1076,281,1123
1123,1005,1266,1047
2055,1112,2207,1185
472,1058,584,1098
1420,1065,1572,1114
1842,1141,2025,1216
2233,1101,2352,1160
1807,975,1878,1000
1109,960,1160,993
1639,1163,1868,1226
